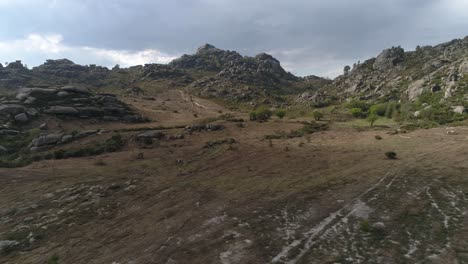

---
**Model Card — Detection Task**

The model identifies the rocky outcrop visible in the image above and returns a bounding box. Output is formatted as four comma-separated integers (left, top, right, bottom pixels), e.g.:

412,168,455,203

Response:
373,47,405,71
0,86,148,125
29,130,103,151
319,36,468,103
169,44,243,71
32,59,91,78
171,44,302,101
184,124,225,133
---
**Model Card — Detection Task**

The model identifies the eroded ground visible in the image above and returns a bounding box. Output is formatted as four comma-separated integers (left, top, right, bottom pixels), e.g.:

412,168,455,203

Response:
0,90,467,264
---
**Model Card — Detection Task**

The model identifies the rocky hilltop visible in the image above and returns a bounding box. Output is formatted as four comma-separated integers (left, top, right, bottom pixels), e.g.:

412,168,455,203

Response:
0,44,327,103
170,44,303,101
314,36,468,104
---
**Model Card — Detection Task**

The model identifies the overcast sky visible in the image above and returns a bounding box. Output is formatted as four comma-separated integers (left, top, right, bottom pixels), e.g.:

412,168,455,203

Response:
0,0,467,78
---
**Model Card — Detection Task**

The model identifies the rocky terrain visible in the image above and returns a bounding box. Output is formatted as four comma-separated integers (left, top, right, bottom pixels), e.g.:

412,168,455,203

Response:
300,36,468,105
0,36,467,264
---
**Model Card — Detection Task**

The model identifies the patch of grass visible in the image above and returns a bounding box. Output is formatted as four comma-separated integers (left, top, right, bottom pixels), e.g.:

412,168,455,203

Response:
47,254,59,264
51,134,125,160
0,128,41,168
265,121,328,139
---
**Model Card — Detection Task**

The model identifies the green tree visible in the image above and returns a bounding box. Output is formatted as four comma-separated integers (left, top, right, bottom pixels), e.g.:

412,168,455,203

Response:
367,114,379,127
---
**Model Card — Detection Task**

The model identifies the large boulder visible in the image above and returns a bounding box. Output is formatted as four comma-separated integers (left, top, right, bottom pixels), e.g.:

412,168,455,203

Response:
459,60,468,74
373,47,405,71
0,104,25,115
453,106,466,114
406,79,426,101
30,133,64,150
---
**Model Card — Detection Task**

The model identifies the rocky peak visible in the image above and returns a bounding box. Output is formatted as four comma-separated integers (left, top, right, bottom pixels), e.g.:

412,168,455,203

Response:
6,60,26,70
169,44,242,71
373,46,405,71
255,53,280,63
196,44,218,54
43,59,76,66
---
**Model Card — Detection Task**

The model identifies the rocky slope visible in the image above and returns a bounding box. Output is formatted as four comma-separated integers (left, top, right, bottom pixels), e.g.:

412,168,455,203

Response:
1,45,329,103
301,36,468,106
171,44,309,102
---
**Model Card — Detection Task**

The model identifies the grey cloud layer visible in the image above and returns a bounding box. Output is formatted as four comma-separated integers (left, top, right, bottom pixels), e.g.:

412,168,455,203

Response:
1,0,467,77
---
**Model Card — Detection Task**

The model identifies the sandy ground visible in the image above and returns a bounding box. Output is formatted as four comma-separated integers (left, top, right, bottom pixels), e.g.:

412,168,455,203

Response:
0,90,467,264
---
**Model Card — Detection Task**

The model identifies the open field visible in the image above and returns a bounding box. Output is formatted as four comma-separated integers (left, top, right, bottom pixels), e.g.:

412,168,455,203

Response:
0,90,467,264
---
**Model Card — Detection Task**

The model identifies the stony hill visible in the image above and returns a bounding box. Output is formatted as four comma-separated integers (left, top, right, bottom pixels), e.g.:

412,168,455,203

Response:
301,36,468,106
0,44,329,105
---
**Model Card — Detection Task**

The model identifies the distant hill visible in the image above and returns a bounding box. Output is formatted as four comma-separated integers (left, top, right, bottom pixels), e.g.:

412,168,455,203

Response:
0,44,330,104
299,36,468,106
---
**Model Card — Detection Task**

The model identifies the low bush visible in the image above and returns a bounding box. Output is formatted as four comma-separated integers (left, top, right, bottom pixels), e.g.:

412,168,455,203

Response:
370,103,387,117
250,107,272,122
346,100,370,111
275,109,286,119
350,108,365,118
312,110,324,121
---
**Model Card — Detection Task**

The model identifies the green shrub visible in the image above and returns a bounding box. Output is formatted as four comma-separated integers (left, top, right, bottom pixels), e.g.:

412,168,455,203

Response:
312,110,324,121
370,103,387,117
250,107,272,122
350,108,365,118
346,100,370,111
384,102,400,119
275,109,286,119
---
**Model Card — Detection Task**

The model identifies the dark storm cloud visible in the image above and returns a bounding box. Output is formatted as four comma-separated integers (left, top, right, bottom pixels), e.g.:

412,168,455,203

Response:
0,0,467,77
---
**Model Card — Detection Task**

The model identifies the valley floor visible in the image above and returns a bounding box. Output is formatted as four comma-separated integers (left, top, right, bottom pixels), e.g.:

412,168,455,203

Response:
0,90,467,264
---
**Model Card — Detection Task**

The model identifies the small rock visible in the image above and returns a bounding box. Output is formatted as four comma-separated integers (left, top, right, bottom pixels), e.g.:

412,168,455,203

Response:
57,91,69,97
26,108,39,116
59,134,74,144
372,222,385,230
14,113,29,123
39,123,48,130
447,130,457,135
23,97,36,104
